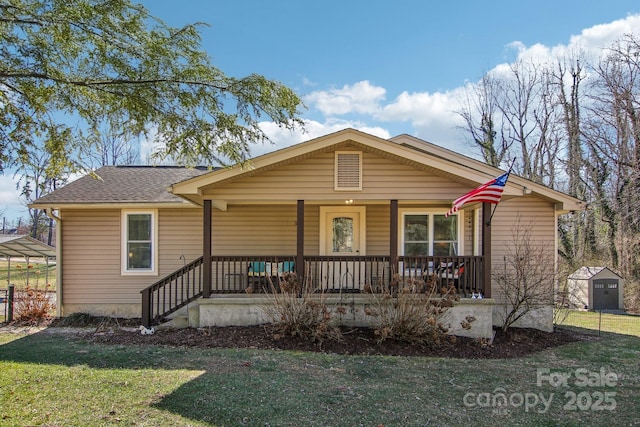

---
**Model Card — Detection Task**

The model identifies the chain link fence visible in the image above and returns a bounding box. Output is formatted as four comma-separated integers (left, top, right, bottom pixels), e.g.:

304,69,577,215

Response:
556,308,640,337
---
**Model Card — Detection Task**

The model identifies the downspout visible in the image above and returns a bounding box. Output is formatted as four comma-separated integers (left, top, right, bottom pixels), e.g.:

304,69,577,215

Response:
45,208,63,318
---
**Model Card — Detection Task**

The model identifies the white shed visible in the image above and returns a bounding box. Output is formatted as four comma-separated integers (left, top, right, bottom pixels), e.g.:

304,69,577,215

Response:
567,267,624,311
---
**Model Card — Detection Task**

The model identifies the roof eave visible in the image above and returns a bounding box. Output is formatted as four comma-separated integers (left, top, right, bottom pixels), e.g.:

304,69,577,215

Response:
28,201,200,210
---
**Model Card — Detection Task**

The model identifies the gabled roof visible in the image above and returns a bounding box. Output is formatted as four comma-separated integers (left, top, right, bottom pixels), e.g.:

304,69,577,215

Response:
29,129,584,214
170,128,584,213
0,235,56,258
568,266,623,280
391,133,581,210
30,166,212,209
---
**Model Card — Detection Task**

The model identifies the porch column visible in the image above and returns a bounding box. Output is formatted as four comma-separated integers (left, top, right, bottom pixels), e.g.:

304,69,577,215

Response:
482,202,492,298
203,199,212,298
296,200,305,284
390,200,398,273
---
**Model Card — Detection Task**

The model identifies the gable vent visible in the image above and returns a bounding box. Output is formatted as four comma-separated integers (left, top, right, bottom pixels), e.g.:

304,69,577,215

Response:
335,151,362,191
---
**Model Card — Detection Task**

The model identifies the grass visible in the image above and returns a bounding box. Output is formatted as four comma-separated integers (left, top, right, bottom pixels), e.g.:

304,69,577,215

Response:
557,309,640,337
0,259,57,291
0,324,639,426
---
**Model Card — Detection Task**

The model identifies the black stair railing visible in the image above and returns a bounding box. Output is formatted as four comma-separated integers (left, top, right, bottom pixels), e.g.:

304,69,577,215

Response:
141,256,204,327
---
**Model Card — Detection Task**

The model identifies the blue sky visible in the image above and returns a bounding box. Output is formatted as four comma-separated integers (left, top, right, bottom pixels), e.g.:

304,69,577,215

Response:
2,1,640,223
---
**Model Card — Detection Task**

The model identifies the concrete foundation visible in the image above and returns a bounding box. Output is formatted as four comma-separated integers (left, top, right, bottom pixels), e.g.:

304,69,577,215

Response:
63,303,140,319
492,304,554,332
62,297,554,337
190,295,496,339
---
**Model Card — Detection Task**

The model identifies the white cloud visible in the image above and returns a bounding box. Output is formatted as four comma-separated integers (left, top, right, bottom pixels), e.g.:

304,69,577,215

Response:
379,89,463,126
301,77,317,87
0,174,28,221
568,14,640,53
503,14,640,67
254,119,391,157
3,15,639,218
304,81,386,116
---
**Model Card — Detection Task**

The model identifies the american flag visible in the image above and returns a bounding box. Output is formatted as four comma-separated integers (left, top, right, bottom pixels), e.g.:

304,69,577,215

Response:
445,172,510,217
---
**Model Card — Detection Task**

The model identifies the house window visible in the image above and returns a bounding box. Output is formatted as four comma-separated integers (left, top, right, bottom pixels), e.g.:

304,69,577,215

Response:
335,151,362,190
122,210,157,275
401,211,459,256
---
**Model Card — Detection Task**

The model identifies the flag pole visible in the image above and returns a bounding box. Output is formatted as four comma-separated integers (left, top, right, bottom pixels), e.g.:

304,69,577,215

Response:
487,158,516,226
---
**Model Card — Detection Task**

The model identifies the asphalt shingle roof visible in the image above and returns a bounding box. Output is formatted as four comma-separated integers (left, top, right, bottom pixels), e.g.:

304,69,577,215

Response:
32,166,212,206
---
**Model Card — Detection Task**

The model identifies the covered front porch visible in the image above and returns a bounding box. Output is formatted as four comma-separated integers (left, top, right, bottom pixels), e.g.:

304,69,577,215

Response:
141,200,495,331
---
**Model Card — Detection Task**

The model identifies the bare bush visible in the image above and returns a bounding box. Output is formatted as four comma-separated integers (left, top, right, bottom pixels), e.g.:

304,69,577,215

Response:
365,274,466,348
493,219,555,332
261,272,343,343
13,285,56,325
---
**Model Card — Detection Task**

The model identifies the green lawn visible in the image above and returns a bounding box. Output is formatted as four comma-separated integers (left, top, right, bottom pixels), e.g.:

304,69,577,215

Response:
0,325,638,427
0,260,57,290
557,309,640,337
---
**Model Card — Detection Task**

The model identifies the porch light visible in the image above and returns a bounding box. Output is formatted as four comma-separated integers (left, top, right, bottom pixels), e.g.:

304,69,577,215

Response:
523,187,532,195
345,199,354,205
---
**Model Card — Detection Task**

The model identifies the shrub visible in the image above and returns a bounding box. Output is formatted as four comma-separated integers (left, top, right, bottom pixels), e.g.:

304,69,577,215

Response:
261,272,343,343
494,218,556,332
365,273,461,348
13,285,55,325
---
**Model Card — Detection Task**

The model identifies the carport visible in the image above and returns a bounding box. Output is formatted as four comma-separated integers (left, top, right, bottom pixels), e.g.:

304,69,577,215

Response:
0,235,57,286
1,235,57,321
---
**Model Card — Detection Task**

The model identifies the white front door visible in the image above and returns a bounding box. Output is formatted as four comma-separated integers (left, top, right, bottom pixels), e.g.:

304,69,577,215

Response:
320,206,366,290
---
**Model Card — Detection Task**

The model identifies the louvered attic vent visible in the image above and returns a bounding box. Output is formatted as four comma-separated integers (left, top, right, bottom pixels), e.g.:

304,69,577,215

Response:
335,151,362,191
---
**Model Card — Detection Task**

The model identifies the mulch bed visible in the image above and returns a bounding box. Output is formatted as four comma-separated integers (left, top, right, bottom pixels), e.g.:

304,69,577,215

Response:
80,323,588,359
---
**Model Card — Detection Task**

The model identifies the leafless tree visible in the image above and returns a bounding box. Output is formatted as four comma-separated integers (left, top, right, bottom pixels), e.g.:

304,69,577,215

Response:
457,73,512,167
552,53,599,268
458,61,564,187
495,60,563,187
583,33,640,278
80,120,140,167
14,148,68,243
493,218,556,332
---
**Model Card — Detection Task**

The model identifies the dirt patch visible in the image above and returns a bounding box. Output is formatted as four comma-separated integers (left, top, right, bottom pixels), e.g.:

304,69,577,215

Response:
75,323,585,359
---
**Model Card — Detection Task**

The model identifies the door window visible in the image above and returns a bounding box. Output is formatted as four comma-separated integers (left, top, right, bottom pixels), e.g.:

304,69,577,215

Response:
332,217,354,253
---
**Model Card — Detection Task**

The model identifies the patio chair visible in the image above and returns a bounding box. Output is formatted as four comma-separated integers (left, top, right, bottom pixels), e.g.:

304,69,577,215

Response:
247,261,273,293
247,261,295,293
436,261,465,290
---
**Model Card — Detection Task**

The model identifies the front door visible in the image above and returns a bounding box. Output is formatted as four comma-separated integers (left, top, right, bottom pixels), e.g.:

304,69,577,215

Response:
320,206,366,290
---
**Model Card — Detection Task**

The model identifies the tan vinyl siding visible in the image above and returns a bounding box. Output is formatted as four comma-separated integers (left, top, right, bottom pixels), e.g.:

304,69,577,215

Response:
60,208,202,307
212,205,297,254
463,209,476,256
305,205,320,255
158,209,203,271
491,197,556,256
209,204,399,256
62,209,121,305
489,196,556,302
366,204,390,255
205,151,467,202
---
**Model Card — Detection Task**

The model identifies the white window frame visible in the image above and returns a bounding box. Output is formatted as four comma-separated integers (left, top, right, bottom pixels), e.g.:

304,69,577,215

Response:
399,208,463,256
121,209,158,276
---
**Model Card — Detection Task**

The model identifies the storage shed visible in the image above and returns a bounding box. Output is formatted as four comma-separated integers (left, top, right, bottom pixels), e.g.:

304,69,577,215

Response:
567,267,624,311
